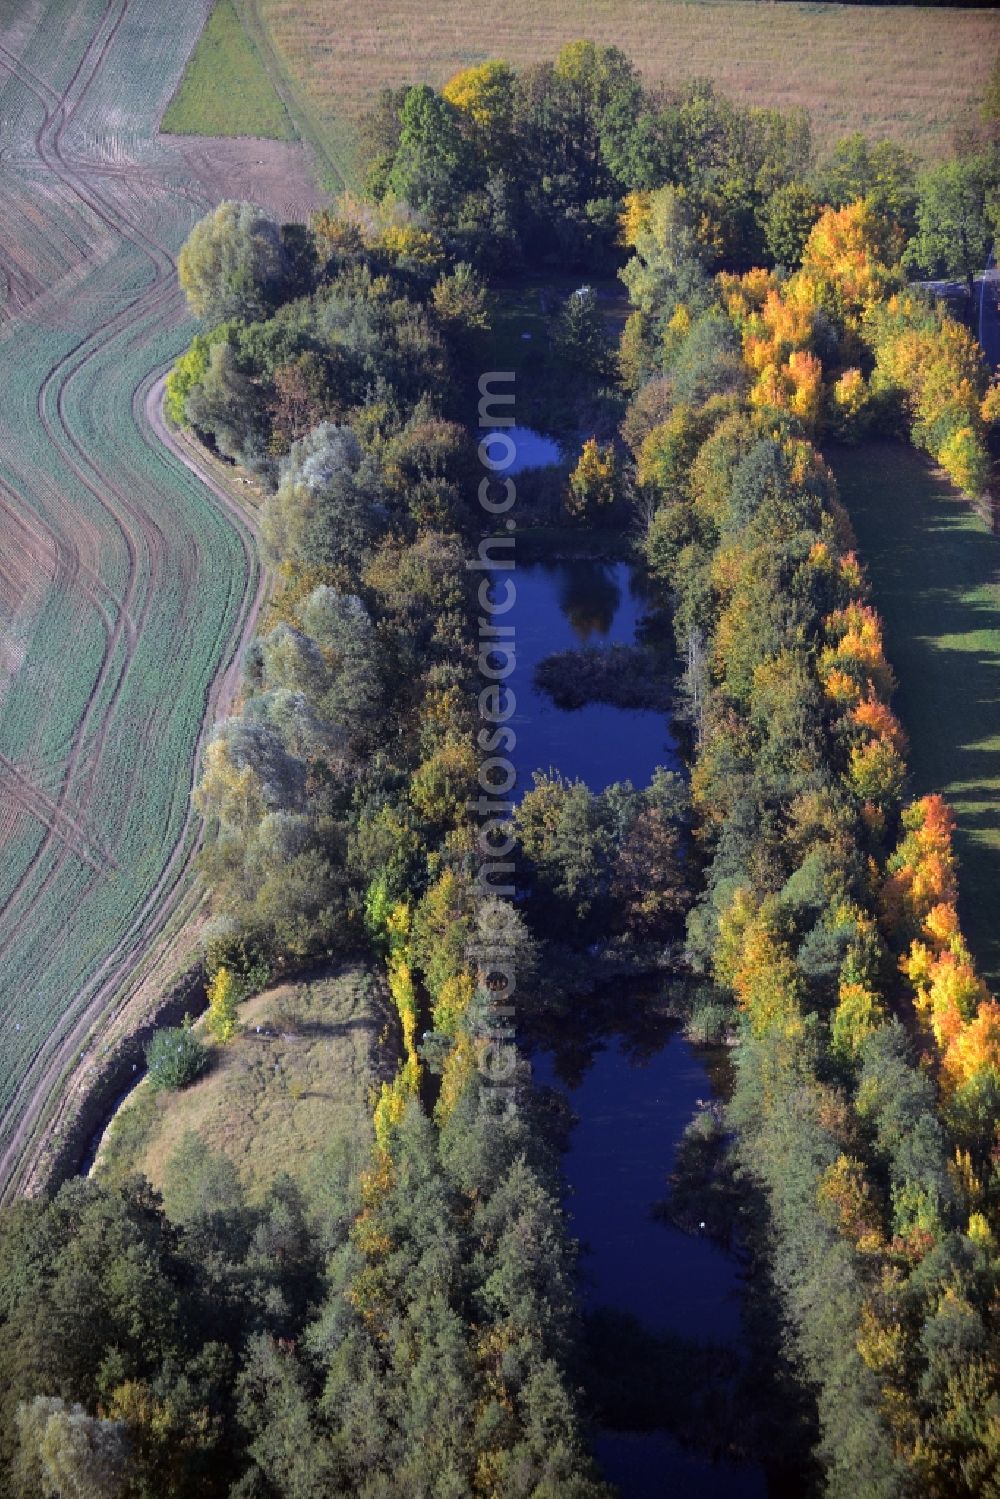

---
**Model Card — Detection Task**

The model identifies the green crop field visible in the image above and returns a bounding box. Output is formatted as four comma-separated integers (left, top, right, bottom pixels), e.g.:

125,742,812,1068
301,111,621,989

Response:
162,0,293,139
0,0,260,1198
239,0,997,189
830,442,1000,990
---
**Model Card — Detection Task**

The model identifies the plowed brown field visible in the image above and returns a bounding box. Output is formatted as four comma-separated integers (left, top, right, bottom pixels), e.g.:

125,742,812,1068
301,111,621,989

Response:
0,0,316,1200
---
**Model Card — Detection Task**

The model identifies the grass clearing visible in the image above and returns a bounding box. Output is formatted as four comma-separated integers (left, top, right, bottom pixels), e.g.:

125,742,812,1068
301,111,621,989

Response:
162,0,294,139
96,966,383,1201
252,0,997,187
829,442,1000,989
0,0,261,1196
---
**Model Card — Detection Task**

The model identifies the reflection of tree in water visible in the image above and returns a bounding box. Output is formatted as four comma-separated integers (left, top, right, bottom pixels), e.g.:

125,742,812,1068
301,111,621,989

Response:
529,978,683,1090
557,561,621,641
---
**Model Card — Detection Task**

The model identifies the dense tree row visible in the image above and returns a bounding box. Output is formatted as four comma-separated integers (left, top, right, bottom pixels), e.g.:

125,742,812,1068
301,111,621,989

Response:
620,187,999,496
362,42,1000,284
624,188,1000,1494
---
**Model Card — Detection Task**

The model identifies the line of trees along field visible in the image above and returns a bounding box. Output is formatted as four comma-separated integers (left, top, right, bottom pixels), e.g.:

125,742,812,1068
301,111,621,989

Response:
1,38,999,1499
624,183,1000,1493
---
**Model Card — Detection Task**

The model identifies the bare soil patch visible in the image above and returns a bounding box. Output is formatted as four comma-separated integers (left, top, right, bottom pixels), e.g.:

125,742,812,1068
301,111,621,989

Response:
162,132,324,220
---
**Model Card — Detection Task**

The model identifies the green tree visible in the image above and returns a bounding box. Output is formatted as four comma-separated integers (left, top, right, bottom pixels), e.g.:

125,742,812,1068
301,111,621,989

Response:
164,324,233,427
197,717,307,829
236,1335,338,1499
905,155,995,300
183,337,270,470
261,423,387,579
819,132,918,248
13,1396,129,1499
160,1132,244,1225
145,1025,210,1091
515,773,613,928
358,85,409,196
178,200,286,323
0,1179,205,1470
620,184,710,328
554,285,613,382
761,182,821,267
387,85,476,217
431,262,491,364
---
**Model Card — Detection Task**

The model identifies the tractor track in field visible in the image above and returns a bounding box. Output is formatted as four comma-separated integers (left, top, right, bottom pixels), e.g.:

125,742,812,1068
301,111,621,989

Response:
0,751,115,872
0,10,177,940
0,1,266,1200
0,0,222,904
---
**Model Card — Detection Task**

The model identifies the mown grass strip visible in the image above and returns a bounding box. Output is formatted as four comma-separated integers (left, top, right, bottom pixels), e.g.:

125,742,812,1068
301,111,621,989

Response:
830,440,1000,988
161,0,294,140
236,0,349,193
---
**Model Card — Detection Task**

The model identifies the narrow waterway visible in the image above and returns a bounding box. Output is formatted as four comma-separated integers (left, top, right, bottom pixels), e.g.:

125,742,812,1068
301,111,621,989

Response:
498,463,763,1496
509,557,677,792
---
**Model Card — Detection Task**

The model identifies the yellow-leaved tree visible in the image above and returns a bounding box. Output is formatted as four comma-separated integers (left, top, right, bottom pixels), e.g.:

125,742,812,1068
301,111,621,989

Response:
799,199,896,325
442,60,515,164
206,965,239,1044
567,438,618,521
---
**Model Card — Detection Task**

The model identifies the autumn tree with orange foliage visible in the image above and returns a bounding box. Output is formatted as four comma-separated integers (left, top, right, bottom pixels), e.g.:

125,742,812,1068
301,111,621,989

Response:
717,199,994,493
799,200,896,325
884,796,1000,1115
632,194,1000,1492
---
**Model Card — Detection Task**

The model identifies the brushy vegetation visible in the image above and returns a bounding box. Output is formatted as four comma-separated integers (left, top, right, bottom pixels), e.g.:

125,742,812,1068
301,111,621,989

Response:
3,24,1000,1499
162,0,293,139
144,1024,209,1091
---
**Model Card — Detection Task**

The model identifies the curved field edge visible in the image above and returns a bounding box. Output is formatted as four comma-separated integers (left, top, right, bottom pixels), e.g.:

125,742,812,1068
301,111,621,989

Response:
2,380,267,1204
0,0,265,1200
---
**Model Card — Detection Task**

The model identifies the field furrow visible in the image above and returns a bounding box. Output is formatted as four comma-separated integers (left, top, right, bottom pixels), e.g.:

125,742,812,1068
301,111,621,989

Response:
0,0,268,1198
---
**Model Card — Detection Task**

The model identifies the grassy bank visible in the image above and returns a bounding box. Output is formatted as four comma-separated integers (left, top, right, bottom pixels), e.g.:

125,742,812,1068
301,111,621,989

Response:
830,441,1000,988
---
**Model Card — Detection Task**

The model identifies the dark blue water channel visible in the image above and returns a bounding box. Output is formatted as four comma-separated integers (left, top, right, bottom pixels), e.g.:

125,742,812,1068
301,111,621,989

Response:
499,527,764,1497
508,558,678,793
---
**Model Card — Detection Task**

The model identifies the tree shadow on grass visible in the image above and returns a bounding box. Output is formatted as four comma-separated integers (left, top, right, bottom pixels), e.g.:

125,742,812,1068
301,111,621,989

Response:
829,441,1000,986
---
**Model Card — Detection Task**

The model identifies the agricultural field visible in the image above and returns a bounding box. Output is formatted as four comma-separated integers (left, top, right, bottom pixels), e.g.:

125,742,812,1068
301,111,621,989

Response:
242,0,997,188
0,0,272,1200
161,0,293,140
830,443,1000,990
96,965,382,1201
